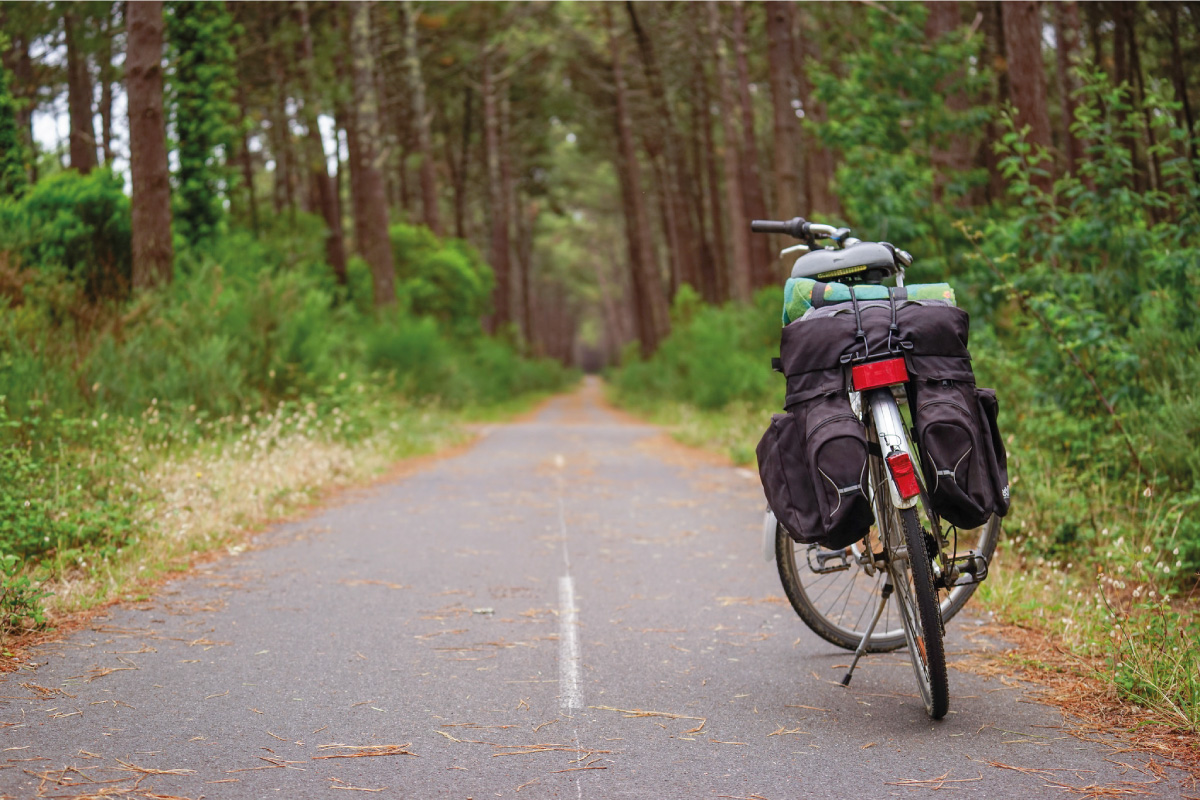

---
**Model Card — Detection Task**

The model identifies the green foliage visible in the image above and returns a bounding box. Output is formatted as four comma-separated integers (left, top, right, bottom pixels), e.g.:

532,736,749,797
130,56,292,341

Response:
611,286,783,412
167,0,241,246
810,3,991,245
0,169,131,300
0,553,49,632
389,222,495,337
0,56,27,198
0,208,572,633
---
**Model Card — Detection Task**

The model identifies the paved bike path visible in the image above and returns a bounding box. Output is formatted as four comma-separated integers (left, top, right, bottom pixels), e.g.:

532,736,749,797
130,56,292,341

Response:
1,380,1189,798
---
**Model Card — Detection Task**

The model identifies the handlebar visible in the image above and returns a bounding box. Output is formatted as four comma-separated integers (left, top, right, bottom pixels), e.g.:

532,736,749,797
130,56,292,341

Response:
751,216,914,269
750,217,847,244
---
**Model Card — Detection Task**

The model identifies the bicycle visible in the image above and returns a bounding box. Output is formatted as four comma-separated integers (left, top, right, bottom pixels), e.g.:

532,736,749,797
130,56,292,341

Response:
751,217,1001,720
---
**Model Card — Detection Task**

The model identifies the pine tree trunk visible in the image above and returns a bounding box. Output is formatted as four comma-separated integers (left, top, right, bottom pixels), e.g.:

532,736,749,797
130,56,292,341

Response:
795,8,840,216
64,9,98,174
732,1,773,290
708,3,752,304
1052,1,1085,175
482,49,511,332
609,7,668,354
127,0,174,289
697,61,728,304
402,1,443,236
98,7,116,166
925,1,974,201
1165,3,1198,178
625,1,700,295
1001,0,1055,191
765,2,801,217
297,0,348,285
454,85,472,239
349,0,396,307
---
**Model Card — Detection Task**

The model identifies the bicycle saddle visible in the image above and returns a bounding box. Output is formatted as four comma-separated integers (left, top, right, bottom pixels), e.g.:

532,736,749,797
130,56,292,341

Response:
790,242,896,282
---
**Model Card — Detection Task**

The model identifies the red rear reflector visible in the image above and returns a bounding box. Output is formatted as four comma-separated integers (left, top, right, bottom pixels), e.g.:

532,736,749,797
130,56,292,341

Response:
852,358,908,391
886,452,921,500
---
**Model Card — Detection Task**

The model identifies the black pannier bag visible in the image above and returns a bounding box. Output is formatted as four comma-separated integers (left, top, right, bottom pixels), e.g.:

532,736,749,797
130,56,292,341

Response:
758,297,1009,544
757,394,874,551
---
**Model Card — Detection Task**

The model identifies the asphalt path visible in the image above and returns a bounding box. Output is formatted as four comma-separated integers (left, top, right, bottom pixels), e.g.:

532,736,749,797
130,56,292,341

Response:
1,379,1191,798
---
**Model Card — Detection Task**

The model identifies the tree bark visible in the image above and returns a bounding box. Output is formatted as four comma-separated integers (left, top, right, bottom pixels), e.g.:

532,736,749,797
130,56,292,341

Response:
765,2,801,218
127,0,174,289
609,7,668,354
402,1,443,236
731,1,773,290
64,8,98,174
234,77,259,234
98,5,116,166
696,58,728,304
1164,3,1198,178
626,1,700,295
1052,1,1085,175
708,3,752,304
925,1,974,201
482,49,512,331
297,0,348,285
349,0,396,307
1001,0,1055,191
795,8,840,216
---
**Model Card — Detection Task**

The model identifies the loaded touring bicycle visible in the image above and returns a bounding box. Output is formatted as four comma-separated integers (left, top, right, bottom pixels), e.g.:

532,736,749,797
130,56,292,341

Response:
752,217,1009,720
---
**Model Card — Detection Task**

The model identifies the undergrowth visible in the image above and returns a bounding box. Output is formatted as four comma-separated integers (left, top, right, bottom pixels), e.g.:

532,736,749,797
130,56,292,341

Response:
0,185,574,635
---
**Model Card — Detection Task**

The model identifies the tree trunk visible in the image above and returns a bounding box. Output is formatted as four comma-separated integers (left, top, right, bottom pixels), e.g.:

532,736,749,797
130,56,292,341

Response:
925,1,975,201
402,1,443,236
64,9,98,174
626,1,700,295
349,1,396,307
1001,1,1055,191
1165,3,1198,179
127,0,174,289
795,8,840,216
454,85,472,239
708,3,752,304
610,7,668,353
731,1,774,290
696,59,728,304
234,78,259,235
1052,1,1085,175
297,0,348,285
766,2,801,218
98,5,116,166
482,49,512,331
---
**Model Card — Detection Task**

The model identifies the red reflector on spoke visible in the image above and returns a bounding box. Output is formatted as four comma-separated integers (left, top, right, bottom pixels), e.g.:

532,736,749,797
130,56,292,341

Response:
886,452,921,500
851,358,909,391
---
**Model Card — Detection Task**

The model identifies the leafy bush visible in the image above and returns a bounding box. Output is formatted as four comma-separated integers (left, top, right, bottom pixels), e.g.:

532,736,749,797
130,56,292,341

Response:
390,222,494,337
611,286,783,412
0,169,132,300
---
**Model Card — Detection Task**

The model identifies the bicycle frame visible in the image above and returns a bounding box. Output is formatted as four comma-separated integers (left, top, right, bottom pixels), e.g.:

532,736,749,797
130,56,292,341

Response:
862,387,920,513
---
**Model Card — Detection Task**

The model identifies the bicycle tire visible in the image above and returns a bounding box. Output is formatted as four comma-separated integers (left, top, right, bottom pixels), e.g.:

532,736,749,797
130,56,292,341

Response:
893,505,950,720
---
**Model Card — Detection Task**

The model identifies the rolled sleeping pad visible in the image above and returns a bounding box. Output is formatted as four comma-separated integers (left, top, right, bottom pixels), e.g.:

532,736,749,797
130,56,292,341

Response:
782,277,956,325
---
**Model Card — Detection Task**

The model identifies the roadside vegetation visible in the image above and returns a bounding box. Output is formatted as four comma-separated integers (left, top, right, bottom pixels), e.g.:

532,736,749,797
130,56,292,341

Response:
0,174,572,637
611,22,1200,737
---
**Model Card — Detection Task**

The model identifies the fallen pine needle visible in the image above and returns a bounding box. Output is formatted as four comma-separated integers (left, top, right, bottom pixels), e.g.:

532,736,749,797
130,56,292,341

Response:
313,744,416,759
515,779,541,792
590,705,706,734
114,760,196,776
886,771,983,789
551,765,608,773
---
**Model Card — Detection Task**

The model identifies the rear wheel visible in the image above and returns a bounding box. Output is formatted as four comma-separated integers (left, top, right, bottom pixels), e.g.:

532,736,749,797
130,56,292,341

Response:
891,506,949,719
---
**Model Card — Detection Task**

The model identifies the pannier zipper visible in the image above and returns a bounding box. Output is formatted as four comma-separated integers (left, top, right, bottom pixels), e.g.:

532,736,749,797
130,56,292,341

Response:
809,413,863,437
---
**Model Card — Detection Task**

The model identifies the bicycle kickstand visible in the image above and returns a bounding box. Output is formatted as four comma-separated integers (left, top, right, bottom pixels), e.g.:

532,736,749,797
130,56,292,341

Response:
841,581,894,686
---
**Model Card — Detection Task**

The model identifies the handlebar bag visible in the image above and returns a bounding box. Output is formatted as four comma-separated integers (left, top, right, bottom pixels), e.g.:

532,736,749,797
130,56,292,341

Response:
910,379,1010,530
756,393,874,550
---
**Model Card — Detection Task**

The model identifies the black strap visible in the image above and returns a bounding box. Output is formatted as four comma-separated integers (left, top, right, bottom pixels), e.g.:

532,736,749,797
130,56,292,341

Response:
809,281,829,308
771,357,783,373
841,285,869,363
886,286,915,354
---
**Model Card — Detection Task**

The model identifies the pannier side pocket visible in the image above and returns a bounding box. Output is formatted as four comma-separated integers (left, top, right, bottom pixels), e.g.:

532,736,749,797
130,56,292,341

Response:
797,395,874,549
913,381,990,530
756,413,820,544
975,388,1010,518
